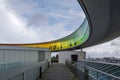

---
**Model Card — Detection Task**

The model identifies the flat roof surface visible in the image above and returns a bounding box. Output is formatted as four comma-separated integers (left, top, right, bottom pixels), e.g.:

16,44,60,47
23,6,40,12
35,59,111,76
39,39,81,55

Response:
0,46,50,51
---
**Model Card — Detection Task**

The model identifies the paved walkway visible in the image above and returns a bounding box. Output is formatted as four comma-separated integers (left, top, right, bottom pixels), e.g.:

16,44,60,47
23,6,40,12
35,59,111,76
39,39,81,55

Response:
39,63,77,80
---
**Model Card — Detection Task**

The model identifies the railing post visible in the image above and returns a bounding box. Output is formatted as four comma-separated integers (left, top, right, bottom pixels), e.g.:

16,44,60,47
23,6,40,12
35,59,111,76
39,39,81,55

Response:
48,62,50,67
39,67,42,78
84,67,89,80
97,72,98,80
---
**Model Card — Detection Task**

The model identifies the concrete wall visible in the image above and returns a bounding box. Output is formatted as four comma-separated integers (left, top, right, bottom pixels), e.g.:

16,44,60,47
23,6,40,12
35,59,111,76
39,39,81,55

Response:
0,49,51,65
0,47,51,80
0,50,38,64
38,51,45,62
0,49,38,64
45,51,51,64
0,48,51,74
38,51,51,64
59,51,86,64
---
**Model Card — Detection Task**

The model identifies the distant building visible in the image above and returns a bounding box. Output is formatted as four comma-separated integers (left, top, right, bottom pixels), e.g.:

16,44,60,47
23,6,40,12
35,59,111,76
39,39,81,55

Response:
88,57,120,63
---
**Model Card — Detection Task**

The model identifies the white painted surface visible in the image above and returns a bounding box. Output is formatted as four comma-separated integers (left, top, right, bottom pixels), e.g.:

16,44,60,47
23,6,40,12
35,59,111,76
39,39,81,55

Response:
4,50,10,63
45,51,51,64
0,47,51,80
0,47,51,65
59,51,86,64
0,50,39,64
0,50,3,64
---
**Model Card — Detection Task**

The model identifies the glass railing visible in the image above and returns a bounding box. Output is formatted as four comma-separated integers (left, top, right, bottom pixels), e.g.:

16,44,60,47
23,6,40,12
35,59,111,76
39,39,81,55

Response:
0,60,49,80
0,62,22,72
66,60,120,80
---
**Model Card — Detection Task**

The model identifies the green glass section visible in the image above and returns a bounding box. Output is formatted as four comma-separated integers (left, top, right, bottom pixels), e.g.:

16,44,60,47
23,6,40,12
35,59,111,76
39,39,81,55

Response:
20,18,90,51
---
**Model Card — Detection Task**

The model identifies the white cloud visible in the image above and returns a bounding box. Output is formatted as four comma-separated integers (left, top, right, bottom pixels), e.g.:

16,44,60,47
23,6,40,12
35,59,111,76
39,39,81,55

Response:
1,0,85,43
26,13,49,28
85,37,120,58
0,1,39,43
0,0,120,59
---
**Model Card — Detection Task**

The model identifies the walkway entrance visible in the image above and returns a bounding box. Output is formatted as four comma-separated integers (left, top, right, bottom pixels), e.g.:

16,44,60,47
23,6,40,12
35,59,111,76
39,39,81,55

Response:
38,63,77,80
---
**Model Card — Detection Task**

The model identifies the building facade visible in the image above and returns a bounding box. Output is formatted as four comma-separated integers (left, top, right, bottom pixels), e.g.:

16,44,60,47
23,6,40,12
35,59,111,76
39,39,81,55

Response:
59,51,86,64
0,46,51,80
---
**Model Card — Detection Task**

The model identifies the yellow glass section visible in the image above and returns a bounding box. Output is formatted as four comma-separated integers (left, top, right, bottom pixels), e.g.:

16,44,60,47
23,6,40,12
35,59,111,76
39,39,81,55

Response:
17,18,90,51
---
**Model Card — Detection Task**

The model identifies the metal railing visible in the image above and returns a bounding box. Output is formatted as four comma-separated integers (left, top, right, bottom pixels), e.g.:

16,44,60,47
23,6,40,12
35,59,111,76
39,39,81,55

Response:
66,60,120,80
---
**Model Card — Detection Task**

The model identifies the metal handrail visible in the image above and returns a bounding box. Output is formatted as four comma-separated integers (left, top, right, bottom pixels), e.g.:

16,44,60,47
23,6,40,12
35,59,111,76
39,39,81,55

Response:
79,59,120,67
85,66,120,80
66,60,120,80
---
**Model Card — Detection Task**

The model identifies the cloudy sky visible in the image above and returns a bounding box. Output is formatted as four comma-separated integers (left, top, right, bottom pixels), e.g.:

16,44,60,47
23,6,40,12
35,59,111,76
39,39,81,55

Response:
0,0,120,58
85,37,120,58
0,0,85,43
